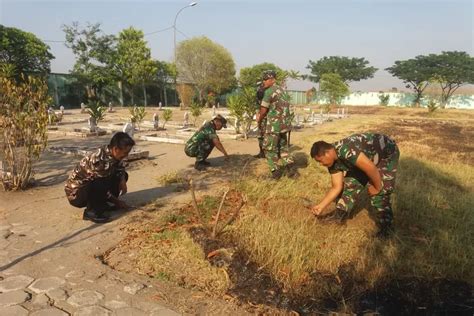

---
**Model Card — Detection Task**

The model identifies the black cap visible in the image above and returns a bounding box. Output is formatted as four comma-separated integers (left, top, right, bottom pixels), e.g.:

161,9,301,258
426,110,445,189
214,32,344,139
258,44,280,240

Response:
262,70,277,81
214,114,227,128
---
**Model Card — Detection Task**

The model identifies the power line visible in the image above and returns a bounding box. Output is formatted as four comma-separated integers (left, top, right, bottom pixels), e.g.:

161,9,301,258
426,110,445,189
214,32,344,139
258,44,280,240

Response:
42,25,176,43
175,27,188,39
144,25,173,36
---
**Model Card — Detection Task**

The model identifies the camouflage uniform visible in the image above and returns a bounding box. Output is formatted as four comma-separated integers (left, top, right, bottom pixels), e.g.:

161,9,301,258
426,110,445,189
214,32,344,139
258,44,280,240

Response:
65,145,128,208
256,84,267,154
261,85,294,172
184,121,218,162
328,133,399,227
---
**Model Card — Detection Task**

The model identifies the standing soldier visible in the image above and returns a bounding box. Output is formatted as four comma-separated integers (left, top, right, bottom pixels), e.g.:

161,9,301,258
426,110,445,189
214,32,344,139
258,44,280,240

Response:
309,133,400,238
184,114,229,171
253,82,266,159
256,70,297,180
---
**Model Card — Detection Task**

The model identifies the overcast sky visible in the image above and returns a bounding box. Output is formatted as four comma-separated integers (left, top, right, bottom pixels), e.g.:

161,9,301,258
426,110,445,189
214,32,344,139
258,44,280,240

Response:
1,0,472,91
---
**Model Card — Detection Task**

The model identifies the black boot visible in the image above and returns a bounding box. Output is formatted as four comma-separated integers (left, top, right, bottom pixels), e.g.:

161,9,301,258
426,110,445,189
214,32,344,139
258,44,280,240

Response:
201,160,211,166
285,164,299,179
83,207,110,223
271,168,284,180
375,224,394,239
194,161,207,171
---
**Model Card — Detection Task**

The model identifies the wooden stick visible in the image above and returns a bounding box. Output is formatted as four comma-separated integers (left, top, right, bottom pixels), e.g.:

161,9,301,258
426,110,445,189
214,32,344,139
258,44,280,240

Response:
189,179,199,213
215,195,247,237
212,188,229,238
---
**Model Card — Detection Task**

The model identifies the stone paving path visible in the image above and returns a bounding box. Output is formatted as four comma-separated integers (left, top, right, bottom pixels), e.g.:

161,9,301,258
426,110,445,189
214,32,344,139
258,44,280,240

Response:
0,214,181,315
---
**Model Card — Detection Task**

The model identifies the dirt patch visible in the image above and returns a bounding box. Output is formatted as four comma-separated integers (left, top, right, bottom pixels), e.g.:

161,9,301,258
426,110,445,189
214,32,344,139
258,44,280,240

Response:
373,118,474,164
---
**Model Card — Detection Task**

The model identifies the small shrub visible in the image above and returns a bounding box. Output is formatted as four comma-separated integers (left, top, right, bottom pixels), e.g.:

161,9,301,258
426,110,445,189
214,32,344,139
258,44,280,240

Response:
427,99,439,113
0,75,50,190
129,105,147,128
378,93,390,106
162,109,173,129
189,102,203,126
86,101,106,123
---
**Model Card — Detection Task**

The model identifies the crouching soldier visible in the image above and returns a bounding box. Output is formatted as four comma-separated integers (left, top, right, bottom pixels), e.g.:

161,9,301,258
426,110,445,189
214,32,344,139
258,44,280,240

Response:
65,132,134,223
310,133,399,238
184,114,229,171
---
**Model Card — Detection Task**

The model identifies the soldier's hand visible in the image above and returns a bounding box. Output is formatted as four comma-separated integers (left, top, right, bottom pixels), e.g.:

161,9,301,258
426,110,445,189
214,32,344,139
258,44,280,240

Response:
119,179,127,195
367,184,381,196
311,204,324,216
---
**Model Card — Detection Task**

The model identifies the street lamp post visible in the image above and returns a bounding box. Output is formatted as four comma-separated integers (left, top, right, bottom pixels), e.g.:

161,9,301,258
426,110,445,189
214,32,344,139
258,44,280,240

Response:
173,2,197,64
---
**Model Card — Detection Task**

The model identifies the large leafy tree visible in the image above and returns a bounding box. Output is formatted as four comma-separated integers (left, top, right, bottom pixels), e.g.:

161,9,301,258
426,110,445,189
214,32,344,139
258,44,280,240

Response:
239,63,287,88
386,56,432,106
0,25,54,80
386,51,474,107
62,22,116,101
427,51,474,107
114,27,157,106
306,56,377,84
176,36,236,104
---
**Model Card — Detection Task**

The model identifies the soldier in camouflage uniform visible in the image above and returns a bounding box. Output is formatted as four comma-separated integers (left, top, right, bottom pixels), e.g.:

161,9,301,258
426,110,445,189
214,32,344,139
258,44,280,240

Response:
65,132,134,223
253,82,267,159
184,114,229,171
257,70,296,180
310,133,399,238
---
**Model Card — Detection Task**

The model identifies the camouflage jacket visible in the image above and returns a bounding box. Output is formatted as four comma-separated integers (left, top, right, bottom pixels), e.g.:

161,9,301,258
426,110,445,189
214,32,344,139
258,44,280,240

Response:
65,145,127,200
185,121,218,150
328,133,397,174
261,85,292,134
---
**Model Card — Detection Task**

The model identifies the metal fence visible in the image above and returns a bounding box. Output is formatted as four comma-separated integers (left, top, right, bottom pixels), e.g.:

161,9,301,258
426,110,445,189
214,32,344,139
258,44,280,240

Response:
47,73,178,109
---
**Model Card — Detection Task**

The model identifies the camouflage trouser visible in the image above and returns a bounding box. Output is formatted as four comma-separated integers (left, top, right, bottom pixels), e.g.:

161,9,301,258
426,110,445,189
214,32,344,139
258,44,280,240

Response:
184,141,214,162
336,145,400,227
257,118,267,150
263,132,294,172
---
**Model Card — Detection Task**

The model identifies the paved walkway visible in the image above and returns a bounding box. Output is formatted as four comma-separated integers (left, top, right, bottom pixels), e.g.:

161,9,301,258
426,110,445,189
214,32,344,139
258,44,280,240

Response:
0,212,181,315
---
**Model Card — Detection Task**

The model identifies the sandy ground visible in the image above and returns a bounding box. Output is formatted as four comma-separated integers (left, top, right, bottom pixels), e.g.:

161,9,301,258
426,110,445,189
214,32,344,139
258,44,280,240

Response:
0,107,307,315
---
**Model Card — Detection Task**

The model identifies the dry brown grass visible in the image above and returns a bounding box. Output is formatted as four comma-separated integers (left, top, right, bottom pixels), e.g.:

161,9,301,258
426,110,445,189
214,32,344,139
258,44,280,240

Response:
226,107,473,309
107,106,473,312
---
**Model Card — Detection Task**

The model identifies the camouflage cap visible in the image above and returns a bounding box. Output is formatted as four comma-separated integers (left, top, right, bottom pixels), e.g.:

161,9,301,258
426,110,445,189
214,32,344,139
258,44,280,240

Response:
262,70,277,81
213,114,227,128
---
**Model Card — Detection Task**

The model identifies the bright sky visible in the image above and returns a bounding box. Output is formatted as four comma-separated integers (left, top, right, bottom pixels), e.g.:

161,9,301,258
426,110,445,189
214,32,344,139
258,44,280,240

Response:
1,0,473,91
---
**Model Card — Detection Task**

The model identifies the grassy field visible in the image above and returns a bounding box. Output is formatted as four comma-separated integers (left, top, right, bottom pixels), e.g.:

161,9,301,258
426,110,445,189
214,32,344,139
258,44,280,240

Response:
105,106,473,314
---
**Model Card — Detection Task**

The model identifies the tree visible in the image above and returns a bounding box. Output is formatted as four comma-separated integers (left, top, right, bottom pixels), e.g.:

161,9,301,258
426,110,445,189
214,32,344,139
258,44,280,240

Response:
378,93,390,106
306,56,377,84
226,87,257,138
129,106,146,129
319,73,349,113
176,83,196,109
426,51,474,107
155,60,176,106
239,63,287,88
386,56,431,106
176,36,236,104
189,101,203,126
115,27,157,106
62,22,116,102
0,76,50,190
162,109,173,129
386,51,474,107
0,25,54,80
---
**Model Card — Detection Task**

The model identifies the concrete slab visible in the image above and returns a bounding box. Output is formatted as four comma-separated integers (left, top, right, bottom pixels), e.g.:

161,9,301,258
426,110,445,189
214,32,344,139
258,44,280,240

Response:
0,275,35,292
